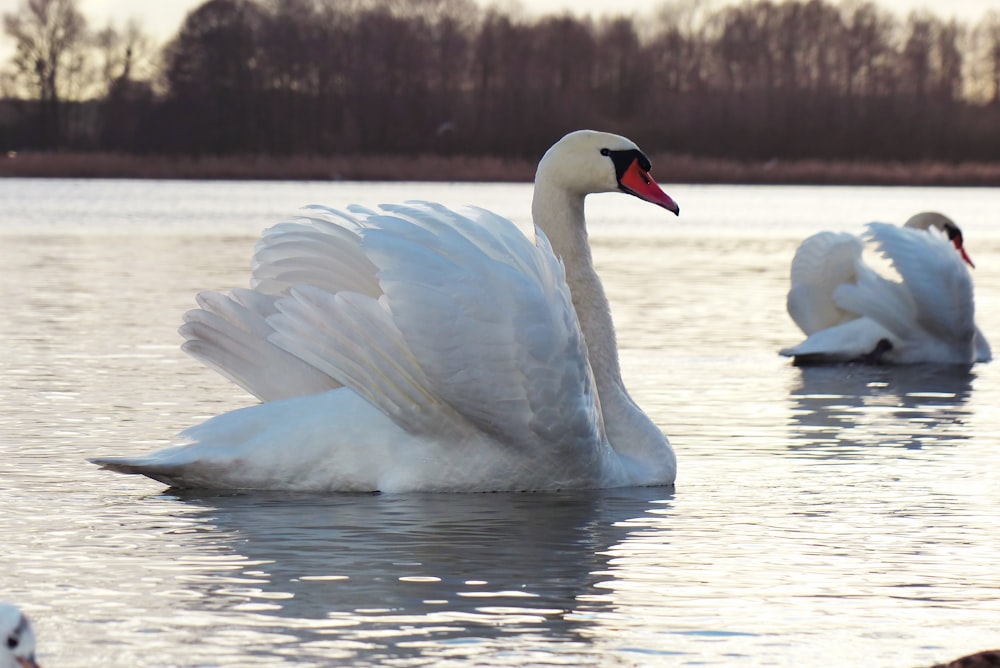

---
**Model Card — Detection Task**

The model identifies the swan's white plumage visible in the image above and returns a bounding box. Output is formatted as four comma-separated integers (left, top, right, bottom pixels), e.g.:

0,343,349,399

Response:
0,602,39,668
786,230,864,335
93,130,678,492
782,213,990,365
102,205,611,491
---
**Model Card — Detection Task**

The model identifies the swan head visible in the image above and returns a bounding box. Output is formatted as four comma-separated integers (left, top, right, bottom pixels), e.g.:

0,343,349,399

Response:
0,604,40,668
535,130,679,215
904,211,975,267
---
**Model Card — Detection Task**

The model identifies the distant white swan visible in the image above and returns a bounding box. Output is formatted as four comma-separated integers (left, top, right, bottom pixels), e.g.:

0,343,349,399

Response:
781,212,991,365
92,130,680,492
0,602,40,668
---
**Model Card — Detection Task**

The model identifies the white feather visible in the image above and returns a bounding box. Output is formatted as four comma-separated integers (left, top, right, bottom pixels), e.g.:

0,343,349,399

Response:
786,230,864,335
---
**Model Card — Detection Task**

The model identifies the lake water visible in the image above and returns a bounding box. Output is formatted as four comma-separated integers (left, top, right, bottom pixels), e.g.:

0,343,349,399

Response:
1,178,998,667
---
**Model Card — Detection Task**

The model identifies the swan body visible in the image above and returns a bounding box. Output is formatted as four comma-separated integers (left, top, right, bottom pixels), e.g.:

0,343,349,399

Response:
0,603,40,668
93,130,679,492
781,212,991,365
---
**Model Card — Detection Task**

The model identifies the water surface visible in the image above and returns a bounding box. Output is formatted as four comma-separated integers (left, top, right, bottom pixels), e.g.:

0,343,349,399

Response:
1,179,998,667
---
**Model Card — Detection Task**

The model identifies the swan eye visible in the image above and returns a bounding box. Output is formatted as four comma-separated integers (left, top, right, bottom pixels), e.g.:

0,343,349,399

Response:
6,635,16,649
600,148,610,156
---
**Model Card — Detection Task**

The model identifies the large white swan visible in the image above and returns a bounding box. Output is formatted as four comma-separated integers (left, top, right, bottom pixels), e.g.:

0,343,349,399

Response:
92,130,679,492
0,603,40,668
780,212,991,365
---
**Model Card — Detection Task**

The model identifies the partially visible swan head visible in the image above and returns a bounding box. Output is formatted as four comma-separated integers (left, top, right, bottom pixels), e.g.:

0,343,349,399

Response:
535,130,679,215
0,603,40,668
904,211,975,267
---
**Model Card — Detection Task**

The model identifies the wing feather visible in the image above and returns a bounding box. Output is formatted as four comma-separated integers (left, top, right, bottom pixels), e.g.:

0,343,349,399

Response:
180,209,384,400
268,287,462,437
356,204,601,451
180,201,602,457
179,288,338,401
786,231,864,334
251,218,381,297
865,222,975,343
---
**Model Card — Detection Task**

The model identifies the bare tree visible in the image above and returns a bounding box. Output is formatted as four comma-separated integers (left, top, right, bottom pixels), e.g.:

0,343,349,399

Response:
3,0,88,147
92,20,156,151
935,20,963,101
840,2,893,99
596,17,644,119
901,13,934,99
162,0,265,154
93,19,156,95
972,11,1000,104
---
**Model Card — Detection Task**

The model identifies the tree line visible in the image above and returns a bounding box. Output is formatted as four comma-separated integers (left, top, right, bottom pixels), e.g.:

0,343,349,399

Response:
3,0,1000,163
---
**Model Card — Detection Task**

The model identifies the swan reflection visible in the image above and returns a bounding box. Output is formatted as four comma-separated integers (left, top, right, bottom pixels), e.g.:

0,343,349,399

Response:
158,487,673,664
787,364,975,456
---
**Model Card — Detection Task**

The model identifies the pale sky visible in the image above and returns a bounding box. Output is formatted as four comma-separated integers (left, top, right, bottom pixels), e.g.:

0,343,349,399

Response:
0,0,995,47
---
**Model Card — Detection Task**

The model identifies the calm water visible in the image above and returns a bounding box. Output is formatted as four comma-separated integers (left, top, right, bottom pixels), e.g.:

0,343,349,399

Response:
1,179,998,667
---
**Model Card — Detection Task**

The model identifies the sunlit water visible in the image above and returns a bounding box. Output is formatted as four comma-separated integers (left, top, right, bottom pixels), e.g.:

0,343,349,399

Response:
1,179,998,667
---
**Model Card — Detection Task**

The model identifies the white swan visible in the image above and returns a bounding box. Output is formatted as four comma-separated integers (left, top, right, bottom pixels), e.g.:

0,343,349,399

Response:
0,603,40,668
781,211,991,365
92,130,680,492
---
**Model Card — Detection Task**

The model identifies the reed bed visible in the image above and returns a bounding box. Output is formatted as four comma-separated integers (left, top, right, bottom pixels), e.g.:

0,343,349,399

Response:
2,150,1000,186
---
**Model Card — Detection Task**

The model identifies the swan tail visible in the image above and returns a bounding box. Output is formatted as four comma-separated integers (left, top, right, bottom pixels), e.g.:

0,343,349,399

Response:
975,326,992,362
786,231,864,334
91,391,404,491
780,317,895,363
89,456,219,489
90,390,530,492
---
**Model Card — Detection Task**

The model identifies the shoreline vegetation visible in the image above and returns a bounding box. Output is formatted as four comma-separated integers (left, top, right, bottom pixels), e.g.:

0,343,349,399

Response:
1,151,1000,187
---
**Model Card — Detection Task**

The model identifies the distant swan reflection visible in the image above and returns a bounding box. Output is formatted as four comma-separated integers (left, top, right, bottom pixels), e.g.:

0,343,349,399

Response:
787,365,975,457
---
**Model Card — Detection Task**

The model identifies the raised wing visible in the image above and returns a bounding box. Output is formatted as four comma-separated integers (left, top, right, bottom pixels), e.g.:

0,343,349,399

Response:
179,208,386,402
251,207,382,298
786,231,864,334
179,287,339,401
864,222,976,344
266,202,603,457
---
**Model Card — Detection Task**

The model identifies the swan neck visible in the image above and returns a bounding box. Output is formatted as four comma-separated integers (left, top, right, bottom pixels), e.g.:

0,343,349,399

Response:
532,183,623,392
531,178,674,484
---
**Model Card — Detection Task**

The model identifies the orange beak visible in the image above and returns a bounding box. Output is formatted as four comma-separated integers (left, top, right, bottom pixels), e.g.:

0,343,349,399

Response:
952,237,975,268
619,158,680,215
